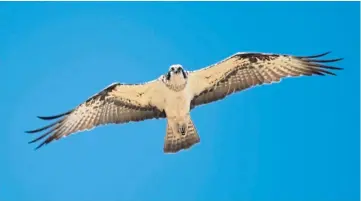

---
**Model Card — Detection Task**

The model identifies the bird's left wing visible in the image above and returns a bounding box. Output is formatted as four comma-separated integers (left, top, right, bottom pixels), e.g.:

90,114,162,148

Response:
26,79,166,149
188,51,343,108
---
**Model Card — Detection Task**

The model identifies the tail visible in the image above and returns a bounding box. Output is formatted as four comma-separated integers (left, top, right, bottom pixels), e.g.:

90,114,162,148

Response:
163,116,200,153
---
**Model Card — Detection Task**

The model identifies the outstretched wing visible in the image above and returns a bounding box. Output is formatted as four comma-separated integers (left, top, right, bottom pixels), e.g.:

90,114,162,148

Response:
188,51,343,108
26,80,166,149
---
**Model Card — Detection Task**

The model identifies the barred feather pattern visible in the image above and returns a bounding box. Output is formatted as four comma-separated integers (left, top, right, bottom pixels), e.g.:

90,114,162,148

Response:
189,52,343,108
26,82,165,149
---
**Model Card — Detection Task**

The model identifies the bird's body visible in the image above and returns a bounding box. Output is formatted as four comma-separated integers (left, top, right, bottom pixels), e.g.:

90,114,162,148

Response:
26,51,343,153
163,68,200,152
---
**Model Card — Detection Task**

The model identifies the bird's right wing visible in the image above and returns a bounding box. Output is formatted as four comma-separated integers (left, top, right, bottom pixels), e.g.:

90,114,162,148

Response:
26,79,166,149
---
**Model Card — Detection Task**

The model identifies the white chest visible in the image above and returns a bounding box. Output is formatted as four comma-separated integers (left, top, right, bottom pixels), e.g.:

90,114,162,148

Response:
164,85,192,117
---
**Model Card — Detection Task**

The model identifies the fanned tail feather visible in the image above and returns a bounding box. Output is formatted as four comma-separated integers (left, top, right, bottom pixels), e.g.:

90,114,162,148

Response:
164,117,200,153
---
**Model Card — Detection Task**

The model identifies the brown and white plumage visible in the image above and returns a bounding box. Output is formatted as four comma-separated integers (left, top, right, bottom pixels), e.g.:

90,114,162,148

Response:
26,81,166,149
26,51,343,153
188,51,343,108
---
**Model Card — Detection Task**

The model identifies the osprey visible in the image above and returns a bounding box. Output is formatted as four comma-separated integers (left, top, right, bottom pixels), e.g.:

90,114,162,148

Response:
26,51,343,153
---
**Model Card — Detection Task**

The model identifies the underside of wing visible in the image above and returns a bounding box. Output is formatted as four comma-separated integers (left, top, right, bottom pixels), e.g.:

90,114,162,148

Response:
26,82,166,149
189,51,343,108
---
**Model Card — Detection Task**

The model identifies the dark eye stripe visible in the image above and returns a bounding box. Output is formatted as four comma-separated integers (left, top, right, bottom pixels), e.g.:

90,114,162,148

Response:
166,72,171,80
182,70,187,78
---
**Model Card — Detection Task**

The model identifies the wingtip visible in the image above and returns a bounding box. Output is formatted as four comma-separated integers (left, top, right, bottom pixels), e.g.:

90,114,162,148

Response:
298,51,332,59
337,57,344,62
28,139,45,150
28,139,41,150
321,51,332,56
24,121,59,134
25,129,41,134
37,116,53,120
28,138,38,144
307,58,344,63
36,110,73,120
333,57,344,62
33,143,45,150
334,65,344,70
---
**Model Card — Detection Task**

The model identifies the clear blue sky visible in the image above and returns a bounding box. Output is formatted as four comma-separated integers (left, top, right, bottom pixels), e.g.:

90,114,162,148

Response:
1,2,359,201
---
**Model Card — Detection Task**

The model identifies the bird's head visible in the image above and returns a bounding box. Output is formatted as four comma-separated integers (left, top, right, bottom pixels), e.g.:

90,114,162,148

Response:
166,64,187,80
164,64,188,90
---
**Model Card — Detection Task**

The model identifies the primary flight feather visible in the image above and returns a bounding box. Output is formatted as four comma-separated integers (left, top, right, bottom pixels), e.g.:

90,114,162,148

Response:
26,51,343,153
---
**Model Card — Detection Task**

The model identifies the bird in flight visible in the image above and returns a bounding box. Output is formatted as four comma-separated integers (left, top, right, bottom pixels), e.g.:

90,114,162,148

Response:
26,51,343,153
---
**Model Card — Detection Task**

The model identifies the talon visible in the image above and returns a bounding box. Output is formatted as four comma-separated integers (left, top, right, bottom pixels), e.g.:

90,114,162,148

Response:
178,124,186,135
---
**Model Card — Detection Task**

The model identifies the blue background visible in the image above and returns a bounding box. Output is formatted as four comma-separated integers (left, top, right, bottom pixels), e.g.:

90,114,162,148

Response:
1,2,359,201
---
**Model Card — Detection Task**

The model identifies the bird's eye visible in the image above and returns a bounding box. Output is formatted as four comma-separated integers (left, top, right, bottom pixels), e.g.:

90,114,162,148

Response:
171,67,175,71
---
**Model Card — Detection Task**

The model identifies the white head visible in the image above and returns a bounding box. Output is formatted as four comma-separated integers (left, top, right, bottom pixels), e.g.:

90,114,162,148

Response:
164,64,188,91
